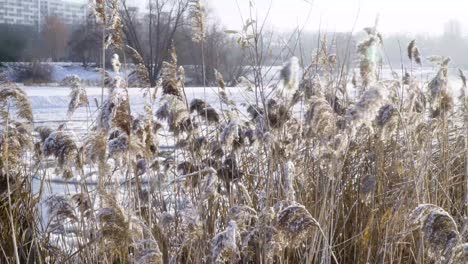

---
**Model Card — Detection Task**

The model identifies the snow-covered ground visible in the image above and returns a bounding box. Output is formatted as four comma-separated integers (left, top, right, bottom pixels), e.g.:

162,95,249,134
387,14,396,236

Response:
24,85,252,129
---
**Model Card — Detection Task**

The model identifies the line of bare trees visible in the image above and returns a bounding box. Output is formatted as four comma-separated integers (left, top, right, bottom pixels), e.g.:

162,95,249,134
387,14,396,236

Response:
2,1,467,85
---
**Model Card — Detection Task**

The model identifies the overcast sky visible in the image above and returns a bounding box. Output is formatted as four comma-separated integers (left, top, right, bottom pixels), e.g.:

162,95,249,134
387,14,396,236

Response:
208,0,468,35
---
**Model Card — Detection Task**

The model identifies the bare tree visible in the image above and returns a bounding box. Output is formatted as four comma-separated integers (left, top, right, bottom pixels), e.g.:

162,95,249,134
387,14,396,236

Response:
121,0,190,86
68,18,102,67
173,6,248,86
204,23,248,85
41,16,70,61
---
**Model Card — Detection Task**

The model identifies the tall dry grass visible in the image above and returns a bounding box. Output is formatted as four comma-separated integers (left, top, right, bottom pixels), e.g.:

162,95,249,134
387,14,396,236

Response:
1,2,468,264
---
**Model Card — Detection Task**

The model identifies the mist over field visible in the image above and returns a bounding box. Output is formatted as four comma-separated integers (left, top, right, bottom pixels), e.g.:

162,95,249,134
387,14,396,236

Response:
1,0,468,263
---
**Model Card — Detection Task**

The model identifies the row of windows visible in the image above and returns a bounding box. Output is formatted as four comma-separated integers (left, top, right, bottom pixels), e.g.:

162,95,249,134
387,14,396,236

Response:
0,18,36,25
0,0,86,26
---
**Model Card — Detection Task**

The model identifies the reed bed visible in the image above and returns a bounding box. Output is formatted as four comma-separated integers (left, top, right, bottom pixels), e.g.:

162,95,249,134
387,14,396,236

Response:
1,2,468,264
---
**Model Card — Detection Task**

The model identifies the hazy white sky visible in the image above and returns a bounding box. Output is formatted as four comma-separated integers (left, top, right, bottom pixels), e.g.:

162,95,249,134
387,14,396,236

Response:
209,0,468,35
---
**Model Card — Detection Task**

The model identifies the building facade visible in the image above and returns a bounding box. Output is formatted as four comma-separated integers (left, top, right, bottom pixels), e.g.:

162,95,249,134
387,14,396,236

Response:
0,0,86,29
0,0,39,26
40,0,87,26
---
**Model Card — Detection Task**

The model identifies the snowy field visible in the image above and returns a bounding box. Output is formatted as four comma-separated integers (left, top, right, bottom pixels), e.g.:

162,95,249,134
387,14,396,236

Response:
24,85,251,136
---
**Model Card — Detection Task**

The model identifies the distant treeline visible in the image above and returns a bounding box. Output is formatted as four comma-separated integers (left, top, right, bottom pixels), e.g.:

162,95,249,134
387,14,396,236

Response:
269,19,468,69
0,24,39,62
1,17,466,83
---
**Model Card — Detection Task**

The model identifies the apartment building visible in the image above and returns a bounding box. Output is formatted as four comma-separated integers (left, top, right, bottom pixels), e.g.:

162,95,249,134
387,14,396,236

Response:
0,0,39,26
40,0,87,26
0,0,87,29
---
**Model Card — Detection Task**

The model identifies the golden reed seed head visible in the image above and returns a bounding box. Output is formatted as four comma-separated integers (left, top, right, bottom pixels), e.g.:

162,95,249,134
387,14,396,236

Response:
280,57,300,91
66,76,89,117
211,220,239,263
0,80,33,122
407,40,422,65
410,204,460,262
275,203,318,247
189,0,206,43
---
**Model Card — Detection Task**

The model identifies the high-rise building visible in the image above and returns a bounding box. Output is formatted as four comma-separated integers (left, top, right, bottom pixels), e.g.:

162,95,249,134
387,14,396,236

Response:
0,0,39,26
40,0,87,26
0,0,87,30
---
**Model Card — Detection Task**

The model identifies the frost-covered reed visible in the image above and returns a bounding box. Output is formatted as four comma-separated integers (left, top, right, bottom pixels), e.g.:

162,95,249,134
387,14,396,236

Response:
2,9,468,264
